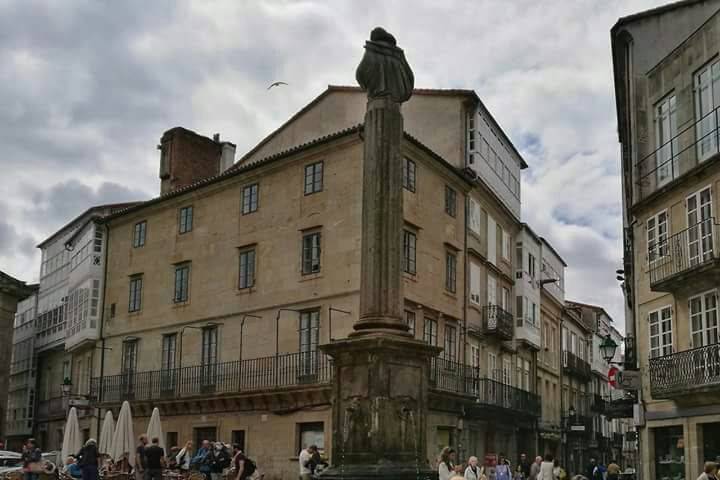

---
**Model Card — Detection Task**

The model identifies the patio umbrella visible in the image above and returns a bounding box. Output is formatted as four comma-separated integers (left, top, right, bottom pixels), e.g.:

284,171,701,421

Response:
99,410,116,455
110,401,136,467
61,407,82,462
146,408,166,455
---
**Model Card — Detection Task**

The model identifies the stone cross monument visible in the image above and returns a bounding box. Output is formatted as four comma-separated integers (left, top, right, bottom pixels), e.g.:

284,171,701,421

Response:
320,28,439,480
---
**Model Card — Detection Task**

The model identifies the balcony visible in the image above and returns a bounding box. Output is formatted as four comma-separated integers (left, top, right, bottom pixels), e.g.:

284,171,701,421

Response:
636,104,720,204
562,351,591,380
649,343,720,399
649,218,720,292
91,352,332,404
480,305,514,341
430,358,541,417
515,317,541,350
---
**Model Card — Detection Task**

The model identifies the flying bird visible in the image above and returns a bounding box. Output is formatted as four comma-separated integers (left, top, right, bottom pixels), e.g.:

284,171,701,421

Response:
267,81,288,90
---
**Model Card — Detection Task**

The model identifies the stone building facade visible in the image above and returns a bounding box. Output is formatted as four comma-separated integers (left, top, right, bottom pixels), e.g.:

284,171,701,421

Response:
613,2,720,479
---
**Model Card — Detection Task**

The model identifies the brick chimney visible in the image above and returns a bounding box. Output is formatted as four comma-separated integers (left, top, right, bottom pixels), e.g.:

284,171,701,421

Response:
158,127,236,195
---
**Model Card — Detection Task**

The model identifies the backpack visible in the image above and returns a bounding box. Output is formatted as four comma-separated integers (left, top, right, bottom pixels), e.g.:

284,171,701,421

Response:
243,458,256,477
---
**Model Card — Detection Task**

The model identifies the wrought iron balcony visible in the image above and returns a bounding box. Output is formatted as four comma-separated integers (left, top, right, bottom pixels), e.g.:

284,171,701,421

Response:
481,305,514,341
636,104,720,203
430,358,540,417
90,352,332,404
562,350,591,380
649,218,720,291
649,343,720,398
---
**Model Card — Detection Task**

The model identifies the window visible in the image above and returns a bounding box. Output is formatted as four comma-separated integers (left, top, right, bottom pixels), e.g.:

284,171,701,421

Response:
468,113,476,154
402,230,417,275
405,310,416,336
304,162,323,195
161,334,177,371
695,60,720,161
241,183,259,214
299,310,320,375
174,263,190,303
647,211,668,262
690,290,719,347
444,324,457,362
402,157,416,192
128,275,143,312
687,186,714,264
469,262,481,305
445,186,457,217
166,432,178,449
178,206,193,234
531,303,537,325
655,94,678,186
423,317,437,346
488,352,498,380
121,340,138,374
133,221,146,248
239,249,256,289
528,253,536,278
301,232,321,275
649,306,673,358
445,252,457,293
202,326,218,365
298,422,324,453
469,198,481,235
487,215,497,265
487,274,497,305
501,287,510,312
502,230,510,260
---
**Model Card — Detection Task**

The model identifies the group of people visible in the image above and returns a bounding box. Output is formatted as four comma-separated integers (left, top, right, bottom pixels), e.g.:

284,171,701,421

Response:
435,449,623,480
132,436,259,480
297,445,327,479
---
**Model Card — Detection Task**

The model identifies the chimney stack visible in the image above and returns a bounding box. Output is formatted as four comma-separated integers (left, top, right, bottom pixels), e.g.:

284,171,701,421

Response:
158,127,236,195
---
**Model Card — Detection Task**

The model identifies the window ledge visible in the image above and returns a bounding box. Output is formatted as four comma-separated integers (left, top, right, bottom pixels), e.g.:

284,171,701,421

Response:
443,290,458,299
469,303,483,314
300,272,323,282
128,311,143,317
403,272,418,282
172,300,191,308
236,287,256,296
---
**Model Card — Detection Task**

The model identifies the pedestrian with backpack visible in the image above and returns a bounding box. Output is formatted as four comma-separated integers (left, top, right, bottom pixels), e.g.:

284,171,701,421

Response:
231,445,256,480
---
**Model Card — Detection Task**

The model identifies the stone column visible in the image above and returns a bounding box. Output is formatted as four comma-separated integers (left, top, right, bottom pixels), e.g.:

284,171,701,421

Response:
320,28,440,480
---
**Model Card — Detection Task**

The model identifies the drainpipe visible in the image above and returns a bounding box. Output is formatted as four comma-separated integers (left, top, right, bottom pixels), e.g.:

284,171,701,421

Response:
96,222,111,437
462,191,470,461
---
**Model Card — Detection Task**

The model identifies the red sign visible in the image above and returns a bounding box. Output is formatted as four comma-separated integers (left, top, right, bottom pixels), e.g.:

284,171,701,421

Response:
608,366,619,388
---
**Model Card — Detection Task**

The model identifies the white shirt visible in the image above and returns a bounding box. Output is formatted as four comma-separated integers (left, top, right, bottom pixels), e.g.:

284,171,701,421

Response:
439,462,454,480
299,449,312,475
538,462,555,480
465,465,482,480
176,448,192,470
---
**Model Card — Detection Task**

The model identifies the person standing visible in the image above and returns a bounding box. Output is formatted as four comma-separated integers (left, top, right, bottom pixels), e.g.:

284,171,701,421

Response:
518,454,531,480
606,460,620,480
232,445,255,480
298,445,317,480
537,454,554,480
209,442,230,480
496,454,512,480
530,456,542,480
76,439,100,480
438,447,456,480
586,458,597,480
191,440,212,480
465,456,484,480
143,438,165,480
21,438,42,480
135,435,149,480
176,441,193,473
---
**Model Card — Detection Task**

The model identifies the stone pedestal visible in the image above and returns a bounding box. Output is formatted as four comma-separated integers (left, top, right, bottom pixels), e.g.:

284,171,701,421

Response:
319,334,439,479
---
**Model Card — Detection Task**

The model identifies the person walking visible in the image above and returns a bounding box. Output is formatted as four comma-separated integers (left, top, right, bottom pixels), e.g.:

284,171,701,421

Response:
537,454,554,480
143,438,165,480
209,442,230,480
586,458,597,480
191,440,212,480
76,439,100,480
464,456,484,480
496,454,513,480
298,445,317,480
21,438,42,480
231,445,256,480
176,441,193,473
530,456,542,480
135,435,149,480
438,447,456,480
517,454,531,480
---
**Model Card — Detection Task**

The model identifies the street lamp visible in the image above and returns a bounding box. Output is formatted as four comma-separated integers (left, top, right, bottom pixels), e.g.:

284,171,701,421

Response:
600,334,619,363
61,378,73,396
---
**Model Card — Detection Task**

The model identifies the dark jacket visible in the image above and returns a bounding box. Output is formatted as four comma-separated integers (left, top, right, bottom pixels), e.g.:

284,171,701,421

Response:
210,448,231,473
77,444,99,467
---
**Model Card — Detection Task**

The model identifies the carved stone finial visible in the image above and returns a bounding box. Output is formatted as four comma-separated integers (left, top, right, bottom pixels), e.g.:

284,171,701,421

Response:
356,27,414,103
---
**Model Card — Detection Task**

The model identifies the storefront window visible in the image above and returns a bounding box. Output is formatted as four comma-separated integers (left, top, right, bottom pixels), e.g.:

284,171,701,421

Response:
703,422,720,463
655,426,684,480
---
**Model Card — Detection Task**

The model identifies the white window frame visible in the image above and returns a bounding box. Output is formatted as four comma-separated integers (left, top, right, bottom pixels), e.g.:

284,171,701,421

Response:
470,261,481,305
654,93,678,187
686,185,714,265
649,305,673,358
647,210,669,264
694,60,720,162
690,289,719,348
501,229,510,260
469,198,481,236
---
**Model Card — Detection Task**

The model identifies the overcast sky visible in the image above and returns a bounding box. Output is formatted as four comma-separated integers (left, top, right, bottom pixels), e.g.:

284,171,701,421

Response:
0,0,668,329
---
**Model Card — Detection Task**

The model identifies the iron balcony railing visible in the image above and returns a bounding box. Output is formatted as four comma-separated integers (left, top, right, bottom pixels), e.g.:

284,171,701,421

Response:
481,305,514,340
637,103,720,202
649,343,720,398
562,351,591,380
649,217,720,288
90,352,332,404
430,358,540,417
